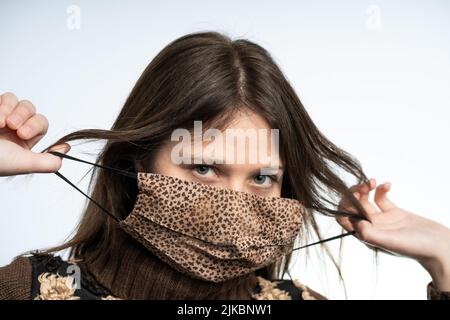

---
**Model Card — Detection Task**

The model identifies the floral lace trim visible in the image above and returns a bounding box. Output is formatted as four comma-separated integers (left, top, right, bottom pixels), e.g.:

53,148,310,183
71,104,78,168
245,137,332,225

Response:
293,279,316,300
33,272,313,301
34,272,121,300
251,276,316,300
34,273,79,300
101,295,123,300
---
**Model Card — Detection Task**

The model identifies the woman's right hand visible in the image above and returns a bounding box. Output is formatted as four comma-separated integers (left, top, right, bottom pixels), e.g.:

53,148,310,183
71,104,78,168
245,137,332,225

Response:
0,92,70,177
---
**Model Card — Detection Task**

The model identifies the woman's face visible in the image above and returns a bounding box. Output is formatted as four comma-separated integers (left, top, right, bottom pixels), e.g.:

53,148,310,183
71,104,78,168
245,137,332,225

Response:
150,108,284,197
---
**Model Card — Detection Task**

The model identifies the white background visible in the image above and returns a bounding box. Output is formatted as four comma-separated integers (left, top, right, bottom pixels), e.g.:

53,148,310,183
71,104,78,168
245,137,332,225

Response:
0,0,449,299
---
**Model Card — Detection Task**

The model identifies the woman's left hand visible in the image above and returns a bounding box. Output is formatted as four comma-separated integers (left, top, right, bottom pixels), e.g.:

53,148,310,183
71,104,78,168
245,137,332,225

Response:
337,178,450,291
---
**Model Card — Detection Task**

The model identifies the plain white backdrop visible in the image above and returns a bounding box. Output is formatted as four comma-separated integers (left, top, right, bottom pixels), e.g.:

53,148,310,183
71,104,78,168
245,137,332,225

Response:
0,0,449,299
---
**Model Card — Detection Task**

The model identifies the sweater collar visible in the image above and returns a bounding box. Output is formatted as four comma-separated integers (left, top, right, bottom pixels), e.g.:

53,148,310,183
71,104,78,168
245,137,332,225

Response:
81,232,258,300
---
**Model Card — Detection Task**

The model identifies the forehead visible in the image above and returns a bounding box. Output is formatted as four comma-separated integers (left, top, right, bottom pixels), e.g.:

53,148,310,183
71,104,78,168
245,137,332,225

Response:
169,108,283,170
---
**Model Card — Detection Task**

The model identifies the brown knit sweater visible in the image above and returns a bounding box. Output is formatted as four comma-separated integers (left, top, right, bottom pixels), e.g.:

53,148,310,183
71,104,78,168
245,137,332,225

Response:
0,239,449,300
0,256,32,299
0,233,327,300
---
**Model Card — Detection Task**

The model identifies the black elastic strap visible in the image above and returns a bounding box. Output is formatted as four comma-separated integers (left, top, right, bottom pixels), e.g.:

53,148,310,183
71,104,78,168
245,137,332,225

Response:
48,151,137,223
48,151,358,251
53,171,120,223
48,151,137,179
292,230,356,251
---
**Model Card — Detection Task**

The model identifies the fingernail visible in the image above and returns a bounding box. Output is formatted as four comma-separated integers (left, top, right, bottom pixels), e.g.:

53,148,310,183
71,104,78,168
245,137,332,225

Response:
58,145,70,154
51,144,70,154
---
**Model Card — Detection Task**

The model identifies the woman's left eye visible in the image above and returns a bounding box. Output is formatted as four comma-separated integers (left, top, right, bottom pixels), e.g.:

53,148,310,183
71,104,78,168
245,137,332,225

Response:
252,175,274,187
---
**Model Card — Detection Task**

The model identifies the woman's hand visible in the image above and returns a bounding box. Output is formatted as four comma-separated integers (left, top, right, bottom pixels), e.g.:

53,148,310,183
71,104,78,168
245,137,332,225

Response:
337,179,450,291
0,92,70,177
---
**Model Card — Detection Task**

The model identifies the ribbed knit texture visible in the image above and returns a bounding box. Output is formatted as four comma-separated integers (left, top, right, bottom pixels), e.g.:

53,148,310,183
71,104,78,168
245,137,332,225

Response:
80,231,259,300
0,256,32,300
1,238,449,300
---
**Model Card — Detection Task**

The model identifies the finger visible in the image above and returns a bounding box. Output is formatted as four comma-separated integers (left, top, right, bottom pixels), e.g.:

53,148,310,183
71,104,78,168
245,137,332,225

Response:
338,190,360,213
17,113,49,146
351,217,395,250
336,215,355,232
374,182,397,212
340,183,378,221
48,143,71,154
21,144,70,174
359,178,376,202
348,182,365,193
5,99,36,130
337,191,373,226
358,197,379,219
348,189,378,221
352,179,380,217
347,179,374,203
0,92,19,128
341,183,369,216
350,218,376,243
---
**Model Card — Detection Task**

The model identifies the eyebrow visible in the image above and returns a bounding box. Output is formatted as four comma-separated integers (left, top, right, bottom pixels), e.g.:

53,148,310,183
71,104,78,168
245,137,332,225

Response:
189,157,285,174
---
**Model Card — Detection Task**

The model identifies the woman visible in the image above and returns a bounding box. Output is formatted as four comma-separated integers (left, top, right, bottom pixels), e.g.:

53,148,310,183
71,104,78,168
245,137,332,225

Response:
0,31,449,300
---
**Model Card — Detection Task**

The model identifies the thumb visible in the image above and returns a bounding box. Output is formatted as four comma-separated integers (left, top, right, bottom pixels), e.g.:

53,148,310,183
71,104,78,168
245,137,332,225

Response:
27,143,71,173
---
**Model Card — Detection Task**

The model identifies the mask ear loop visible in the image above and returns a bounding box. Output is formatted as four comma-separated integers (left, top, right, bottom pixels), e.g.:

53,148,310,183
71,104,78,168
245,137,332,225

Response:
48,151,137,223
292,230,357,251
292,210,367,250
49,151,137,179
48,151,361,250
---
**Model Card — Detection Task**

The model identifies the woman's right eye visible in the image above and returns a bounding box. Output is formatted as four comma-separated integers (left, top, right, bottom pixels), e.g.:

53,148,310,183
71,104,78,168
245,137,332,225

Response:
192,165,217,178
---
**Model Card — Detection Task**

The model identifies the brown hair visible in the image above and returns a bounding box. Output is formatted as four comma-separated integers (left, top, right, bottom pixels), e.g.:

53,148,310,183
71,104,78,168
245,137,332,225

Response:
42,31,369,290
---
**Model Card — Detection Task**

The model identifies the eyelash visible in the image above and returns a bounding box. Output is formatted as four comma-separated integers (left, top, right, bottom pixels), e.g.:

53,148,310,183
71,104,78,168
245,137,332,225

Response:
254,174,278,183
193,165,216,176
189,164,278,186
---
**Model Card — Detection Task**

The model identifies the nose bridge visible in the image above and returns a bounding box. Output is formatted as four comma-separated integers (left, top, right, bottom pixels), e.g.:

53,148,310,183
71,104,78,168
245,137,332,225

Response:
225,175,246,193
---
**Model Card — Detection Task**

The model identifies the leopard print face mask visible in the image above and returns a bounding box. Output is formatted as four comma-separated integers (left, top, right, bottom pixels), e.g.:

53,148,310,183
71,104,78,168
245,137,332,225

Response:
49,151,357,283
118,172,304,282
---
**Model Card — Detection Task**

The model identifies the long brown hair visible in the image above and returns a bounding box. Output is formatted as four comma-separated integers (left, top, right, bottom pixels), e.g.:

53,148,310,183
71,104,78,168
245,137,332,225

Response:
41,31,369,285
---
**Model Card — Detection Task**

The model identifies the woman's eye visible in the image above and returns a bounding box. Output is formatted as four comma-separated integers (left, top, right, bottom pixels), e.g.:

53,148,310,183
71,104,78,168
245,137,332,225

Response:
252,175,273,187
193,165,216,178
